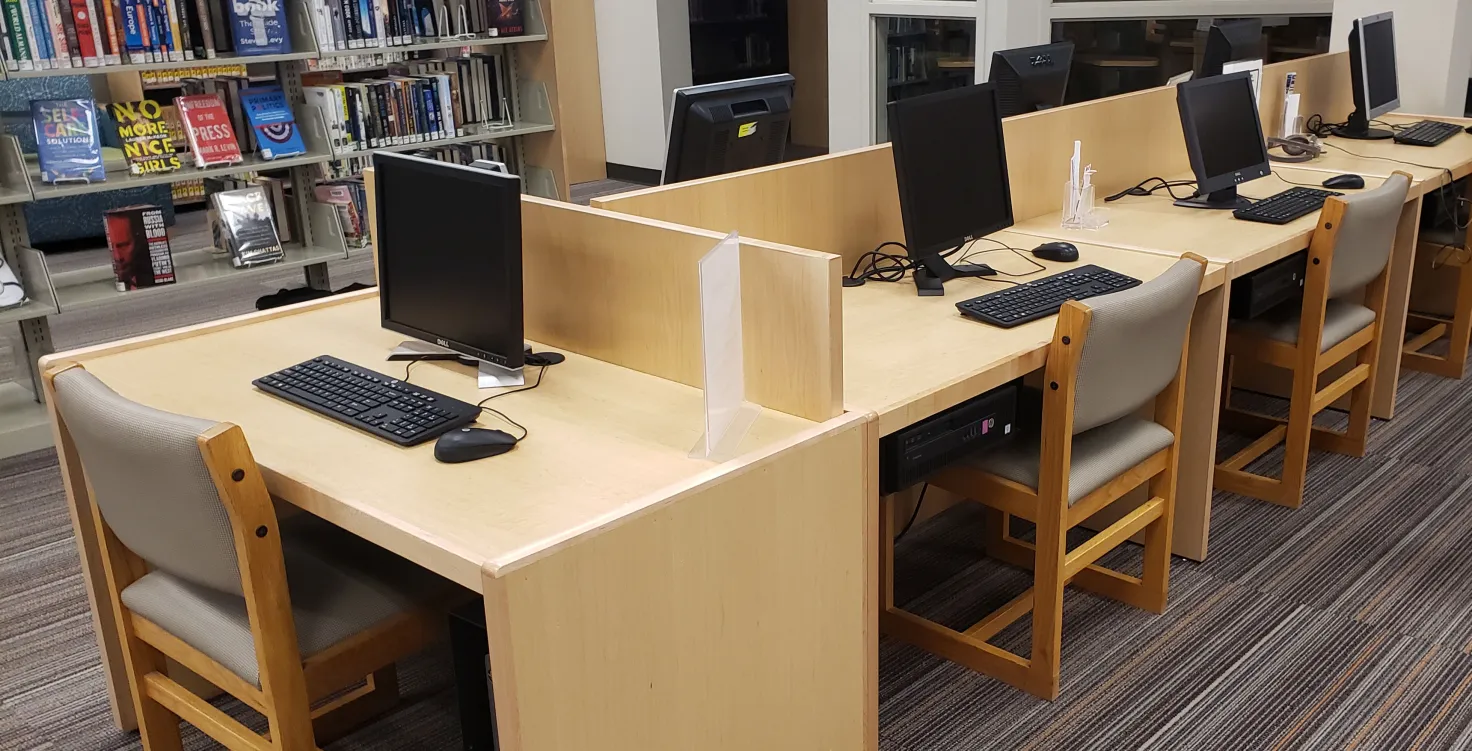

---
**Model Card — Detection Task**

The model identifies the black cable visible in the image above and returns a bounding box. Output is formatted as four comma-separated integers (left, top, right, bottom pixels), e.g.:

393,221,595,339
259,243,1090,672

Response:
402,358,421,382
894,483,929,541
1304,113,1345,138
1318,141,1469,231
1104,176,1197,202
956,237,1048,278
844,241,914,284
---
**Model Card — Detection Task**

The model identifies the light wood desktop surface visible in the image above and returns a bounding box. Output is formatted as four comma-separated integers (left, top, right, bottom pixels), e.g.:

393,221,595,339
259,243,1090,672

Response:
1286,114,1472,190
842,231,1229,561
42,291,877,750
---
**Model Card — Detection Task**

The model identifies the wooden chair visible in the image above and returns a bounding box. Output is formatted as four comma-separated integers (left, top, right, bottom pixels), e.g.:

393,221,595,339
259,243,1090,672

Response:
47,364,461,751
1403,189,1472,379
881,255,1206,700
1216,172,1412,508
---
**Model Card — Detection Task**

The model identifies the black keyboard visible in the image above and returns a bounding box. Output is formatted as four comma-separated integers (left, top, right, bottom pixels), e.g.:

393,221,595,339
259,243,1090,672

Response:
1394,120,1463,147
955,265,1142,328
1233,187,1342,225
254,355,481,446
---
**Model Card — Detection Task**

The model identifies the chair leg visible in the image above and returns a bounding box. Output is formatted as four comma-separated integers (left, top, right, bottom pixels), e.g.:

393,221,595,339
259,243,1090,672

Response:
1275,364,1316,509
1137,480,1176,615
1027,511,1067,700
124,643,185,751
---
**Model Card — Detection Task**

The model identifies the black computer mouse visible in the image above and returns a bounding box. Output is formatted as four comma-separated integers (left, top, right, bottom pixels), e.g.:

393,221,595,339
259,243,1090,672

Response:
1322,174,1365,190
1032,241,1079,263
434,428,518,463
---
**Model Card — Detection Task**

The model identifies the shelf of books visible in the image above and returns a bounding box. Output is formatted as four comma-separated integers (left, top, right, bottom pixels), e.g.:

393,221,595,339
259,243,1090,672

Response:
0,0,560,459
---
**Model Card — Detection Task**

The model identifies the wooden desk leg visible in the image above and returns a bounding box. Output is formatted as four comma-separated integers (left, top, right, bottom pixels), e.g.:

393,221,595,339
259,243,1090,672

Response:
481,417,874,751
1171,283,1229,561
42,373,138,732
1372,198,1423,419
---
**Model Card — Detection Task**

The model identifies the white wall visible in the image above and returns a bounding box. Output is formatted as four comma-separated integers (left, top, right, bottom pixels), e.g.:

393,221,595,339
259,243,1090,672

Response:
1331,0,1472,116
594,0,692,171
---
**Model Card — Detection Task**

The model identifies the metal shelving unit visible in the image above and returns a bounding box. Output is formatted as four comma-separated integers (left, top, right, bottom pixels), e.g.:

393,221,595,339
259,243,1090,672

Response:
0,0,558,459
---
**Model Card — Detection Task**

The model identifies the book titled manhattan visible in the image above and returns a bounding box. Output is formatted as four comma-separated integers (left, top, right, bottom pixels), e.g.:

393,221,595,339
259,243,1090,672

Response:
32,99,105,183
105,205,175,291
109,99,182,175
239,85,306,159
176,93,243,167
229,0,290,54
213,185,284,267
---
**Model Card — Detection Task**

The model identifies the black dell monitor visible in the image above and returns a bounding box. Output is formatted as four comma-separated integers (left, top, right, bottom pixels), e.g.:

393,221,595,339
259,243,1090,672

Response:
990,42,1074,118
1198,18,1263,78
373,151,525,373
1175,71,1271,211
662,74,795,185
1336,12,1400,140
888,83,1014,296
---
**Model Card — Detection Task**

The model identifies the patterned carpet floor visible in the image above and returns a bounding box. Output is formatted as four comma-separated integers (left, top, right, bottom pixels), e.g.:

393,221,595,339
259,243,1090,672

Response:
5,190,1472,747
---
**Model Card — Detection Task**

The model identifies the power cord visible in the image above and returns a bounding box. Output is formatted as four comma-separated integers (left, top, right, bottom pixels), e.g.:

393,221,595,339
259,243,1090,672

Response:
843,241,914,286
1104,176,1198,202
399,353,559,441
894,483,929,541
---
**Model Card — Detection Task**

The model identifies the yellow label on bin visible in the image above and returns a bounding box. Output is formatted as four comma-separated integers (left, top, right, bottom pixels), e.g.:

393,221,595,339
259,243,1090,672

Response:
738,122,757,138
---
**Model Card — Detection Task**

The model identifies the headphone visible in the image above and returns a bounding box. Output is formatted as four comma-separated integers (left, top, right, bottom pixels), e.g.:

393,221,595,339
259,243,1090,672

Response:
1267,134,1324,163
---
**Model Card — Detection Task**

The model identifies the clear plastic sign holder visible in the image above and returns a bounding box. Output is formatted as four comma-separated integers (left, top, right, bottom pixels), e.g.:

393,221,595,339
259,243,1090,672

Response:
690,231,758,461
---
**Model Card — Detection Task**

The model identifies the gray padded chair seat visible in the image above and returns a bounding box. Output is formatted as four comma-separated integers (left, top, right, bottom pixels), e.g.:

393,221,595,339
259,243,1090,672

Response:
965,392,1175,505
121,514,451,687
1234,299,1377,352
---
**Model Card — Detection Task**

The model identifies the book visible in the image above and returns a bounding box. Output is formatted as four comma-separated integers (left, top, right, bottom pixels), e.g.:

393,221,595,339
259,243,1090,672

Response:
212,185,284,267
176,92,242,166
104,204,175,291
109,99,181,175
33,98,104,183
5,0,34,70
228,0,288,54
239,85,305,159
68,0,99,65
314,182,367,247
489,0,518,36
189,0,211,56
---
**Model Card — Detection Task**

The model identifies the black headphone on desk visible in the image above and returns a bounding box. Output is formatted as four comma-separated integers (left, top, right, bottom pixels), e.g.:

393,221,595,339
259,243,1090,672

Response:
1267,134,1324,163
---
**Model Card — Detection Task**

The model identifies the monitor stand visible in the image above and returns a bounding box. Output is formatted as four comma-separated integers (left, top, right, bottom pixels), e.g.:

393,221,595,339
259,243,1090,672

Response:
388,341,526,387
912,252,995,297
1330,110,1395,140
1174,185,1253,211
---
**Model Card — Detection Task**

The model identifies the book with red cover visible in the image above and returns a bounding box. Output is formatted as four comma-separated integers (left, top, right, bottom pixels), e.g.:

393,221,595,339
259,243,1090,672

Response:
175,93,242,166
105,204,175,291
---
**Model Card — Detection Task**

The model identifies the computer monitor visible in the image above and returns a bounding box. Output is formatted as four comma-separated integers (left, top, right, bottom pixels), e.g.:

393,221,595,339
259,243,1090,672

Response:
989,41,1074,118
1198,18,1263,79
662,74,795,185
1335,12,1400,140
888,83,1014,296
373,151,525,373
1175,71,1271,211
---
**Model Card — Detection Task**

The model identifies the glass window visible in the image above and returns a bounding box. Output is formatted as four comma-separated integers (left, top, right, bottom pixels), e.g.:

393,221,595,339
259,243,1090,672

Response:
1053,16,1330,103
875,17,977,141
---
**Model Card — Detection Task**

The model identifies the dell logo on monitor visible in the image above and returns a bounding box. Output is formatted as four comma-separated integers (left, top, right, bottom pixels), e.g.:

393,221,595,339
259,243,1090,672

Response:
436,338,450,347
1028,54,1053,67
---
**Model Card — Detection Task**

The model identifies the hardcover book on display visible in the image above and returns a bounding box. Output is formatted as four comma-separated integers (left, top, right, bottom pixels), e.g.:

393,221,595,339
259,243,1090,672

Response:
228,0,289,54
109,99,182,175
490,0,520,36
105,204,175,291
32,98,105,183
176,93,243,166
212,185,284,267
239,85,306,159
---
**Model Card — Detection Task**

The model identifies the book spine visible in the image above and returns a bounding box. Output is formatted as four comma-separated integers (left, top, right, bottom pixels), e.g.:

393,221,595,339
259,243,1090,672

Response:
57,0,80,65
44,0,71,67
172,0,194,59
118,0,140,60
436,73,453,137
20,0,47,68
341,85,357,150
76,0,102,64
189,0,209,55
340,0,356,47
159,0,178,61
5,0,32,69
208,0,227,52
393,0,406,44
149,0,168,59
326,0,342,49
308,0,328,53
371,0,381,46
0,7,16,69
97,0,118,61
135,0,155,61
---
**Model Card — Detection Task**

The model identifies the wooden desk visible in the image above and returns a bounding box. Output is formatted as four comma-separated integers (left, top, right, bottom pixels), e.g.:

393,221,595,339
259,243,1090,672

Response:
43,292,876,751
1011,168,1423,421
1287,114,1472,191
842,231,1230,560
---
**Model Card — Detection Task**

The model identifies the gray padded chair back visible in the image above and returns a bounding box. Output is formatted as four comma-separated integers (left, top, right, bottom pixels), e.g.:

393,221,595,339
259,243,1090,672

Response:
1326,173,1410,299
1070,259,1204,434
52,368,244,595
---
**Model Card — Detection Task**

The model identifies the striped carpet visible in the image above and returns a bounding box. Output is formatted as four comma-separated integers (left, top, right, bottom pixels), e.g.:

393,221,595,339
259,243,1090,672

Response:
5,194,1472,745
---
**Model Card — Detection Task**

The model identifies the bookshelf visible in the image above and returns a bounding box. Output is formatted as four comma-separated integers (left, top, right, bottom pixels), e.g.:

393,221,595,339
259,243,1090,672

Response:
0,0,577,459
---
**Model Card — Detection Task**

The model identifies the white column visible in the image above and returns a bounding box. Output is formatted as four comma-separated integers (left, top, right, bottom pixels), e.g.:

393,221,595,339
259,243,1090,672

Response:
1331,0,1472,116
828,0,874,152
594,0,692,172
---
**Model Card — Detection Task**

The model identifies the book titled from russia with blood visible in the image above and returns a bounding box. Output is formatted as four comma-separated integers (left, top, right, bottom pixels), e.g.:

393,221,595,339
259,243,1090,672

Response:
176,93,244,167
